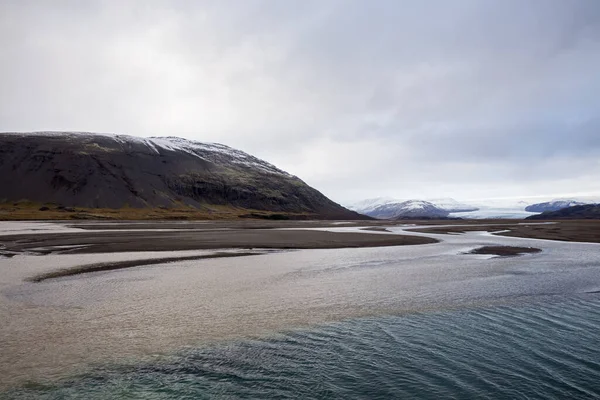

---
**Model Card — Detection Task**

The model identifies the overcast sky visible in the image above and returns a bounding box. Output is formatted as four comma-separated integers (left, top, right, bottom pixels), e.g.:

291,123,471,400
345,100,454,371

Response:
1,0,600,204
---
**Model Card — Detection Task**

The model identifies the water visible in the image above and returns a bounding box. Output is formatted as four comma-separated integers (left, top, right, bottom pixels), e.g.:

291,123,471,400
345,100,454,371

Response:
1,222,600,398
5,297,600,399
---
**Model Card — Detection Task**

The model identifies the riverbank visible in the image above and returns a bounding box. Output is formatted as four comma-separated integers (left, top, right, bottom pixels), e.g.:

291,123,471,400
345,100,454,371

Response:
0,221,436,255
408,220,600,243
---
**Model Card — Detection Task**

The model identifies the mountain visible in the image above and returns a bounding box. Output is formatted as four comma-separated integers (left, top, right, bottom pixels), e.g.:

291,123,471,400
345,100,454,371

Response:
391,200,450,219
350,195,600,220
0,132,365,219
348,197,397,214
425,198,479,213
525,199,587,213
445,197,599,219
360,200,450,219
349,197,477,217
526,204,600,220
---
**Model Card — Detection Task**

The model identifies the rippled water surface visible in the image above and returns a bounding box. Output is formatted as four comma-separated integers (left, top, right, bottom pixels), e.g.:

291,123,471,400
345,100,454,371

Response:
6,297,600,399
1,222,600,398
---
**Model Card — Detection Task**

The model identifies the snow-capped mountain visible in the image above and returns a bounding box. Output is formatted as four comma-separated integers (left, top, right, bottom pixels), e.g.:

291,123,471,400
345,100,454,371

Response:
348,197,397,214
525,199,588,213
6,132,291,176
349,197,477,218
526,204,600,220
0,132,364,219
354,200,449,219
425,198,479,213
456,197,600,219
350,194,600,219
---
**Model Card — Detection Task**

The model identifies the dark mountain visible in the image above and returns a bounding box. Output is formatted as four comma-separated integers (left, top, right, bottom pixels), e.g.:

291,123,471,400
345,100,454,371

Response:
0,132,365,219
366,200,450,219
525,199,587,213
526,204,600,220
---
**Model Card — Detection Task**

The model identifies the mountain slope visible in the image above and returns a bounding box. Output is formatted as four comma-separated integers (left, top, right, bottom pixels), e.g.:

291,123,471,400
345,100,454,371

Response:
526,204,600,220
425,198,478,213
365,200,449,219
349,197,475,219
525,199,587,213
0,132,365,219
348,197,397,214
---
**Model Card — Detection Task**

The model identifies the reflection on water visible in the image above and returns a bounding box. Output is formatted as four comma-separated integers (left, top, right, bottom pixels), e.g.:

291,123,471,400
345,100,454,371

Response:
1,223,600,392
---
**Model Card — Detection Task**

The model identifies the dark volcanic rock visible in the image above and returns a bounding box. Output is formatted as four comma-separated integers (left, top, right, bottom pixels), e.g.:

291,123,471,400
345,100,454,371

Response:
526,204,600,220
0,132,366,219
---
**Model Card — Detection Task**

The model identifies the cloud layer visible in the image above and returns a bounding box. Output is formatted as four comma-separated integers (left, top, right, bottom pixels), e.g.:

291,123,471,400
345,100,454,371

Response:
2,0,600,202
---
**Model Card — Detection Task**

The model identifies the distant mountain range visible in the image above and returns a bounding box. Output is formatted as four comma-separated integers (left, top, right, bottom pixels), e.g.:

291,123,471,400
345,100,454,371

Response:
368,200,449,219
0,132,365,219
350,196,600,220
525,199,586,213
526,204,600,220
349,198,477,219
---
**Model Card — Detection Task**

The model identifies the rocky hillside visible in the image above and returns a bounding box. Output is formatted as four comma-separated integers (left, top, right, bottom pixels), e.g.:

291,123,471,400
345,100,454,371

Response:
526,204,600,220
0,132,365,219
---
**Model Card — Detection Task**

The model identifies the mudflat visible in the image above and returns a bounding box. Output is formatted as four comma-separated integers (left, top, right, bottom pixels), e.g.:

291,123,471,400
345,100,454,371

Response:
0,220,437,255
2,219,599,257
408,220,600,243
27,252,260,282
467,246,542,257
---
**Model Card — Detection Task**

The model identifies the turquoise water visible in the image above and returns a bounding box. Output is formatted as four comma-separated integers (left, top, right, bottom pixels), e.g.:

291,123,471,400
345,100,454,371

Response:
7,296,600,399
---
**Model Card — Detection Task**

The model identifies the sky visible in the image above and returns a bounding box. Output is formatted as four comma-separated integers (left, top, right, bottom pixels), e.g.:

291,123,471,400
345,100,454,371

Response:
1,0,600,205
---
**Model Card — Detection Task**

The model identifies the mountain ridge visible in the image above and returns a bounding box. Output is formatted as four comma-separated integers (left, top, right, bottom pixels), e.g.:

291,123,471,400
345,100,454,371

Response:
526,204,600,220
353,199,450,219
349,197,477,219
0,132,366,220
525,199,587,213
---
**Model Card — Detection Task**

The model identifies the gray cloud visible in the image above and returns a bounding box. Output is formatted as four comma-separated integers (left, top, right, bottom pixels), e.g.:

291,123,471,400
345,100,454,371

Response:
1,0,600,203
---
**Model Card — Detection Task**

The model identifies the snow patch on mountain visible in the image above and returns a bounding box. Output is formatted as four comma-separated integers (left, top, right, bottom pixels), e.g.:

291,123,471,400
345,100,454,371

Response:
347,197,398,213
7,131,291,176
349,194,600,219
403,200,433,210
147,136,290,176
457,197,600,218
349,197,478,215
353,199,449,219
426,198,479,212
524,199,589,213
